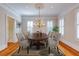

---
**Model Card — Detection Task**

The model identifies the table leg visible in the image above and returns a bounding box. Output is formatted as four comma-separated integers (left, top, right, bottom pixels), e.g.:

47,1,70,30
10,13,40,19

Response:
36,42,40,49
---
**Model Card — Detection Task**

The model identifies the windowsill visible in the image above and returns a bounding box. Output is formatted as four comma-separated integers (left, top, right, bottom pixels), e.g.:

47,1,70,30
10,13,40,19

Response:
60,39,79,52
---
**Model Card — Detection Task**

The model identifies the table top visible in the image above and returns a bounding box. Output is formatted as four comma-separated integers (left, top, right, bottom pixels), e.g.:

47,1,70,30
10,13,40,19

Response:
28,32,48,41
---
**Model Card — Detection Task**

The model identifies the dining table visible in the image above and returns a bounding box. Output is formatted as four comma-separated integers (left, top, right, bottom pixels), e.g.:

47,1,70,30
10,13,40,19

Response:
28,32,48,49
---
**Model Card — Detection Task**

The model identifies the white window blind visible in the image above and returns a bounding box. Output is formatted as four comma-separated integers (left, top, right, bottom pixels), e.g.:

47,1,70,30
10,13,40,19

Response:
47,21,53,32
59,18,64,35
77,12,79,38
27,21,33,33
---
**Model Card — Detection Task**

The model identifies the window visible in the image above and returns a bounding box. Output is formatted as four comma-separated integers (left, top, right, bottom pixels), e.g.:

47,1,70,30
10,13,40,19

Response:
16,23,21,33
59,18,64,35
77,12,79,38
47,21,53,32
27,21,33,33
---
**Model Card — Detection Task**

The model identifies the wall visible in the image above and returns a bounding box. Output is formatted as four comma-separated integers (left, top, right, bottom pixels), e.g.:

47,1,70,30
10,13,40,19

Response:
0,6,20,51
59,8,77,41
0,11,7,51
58,6,79,51
21,16,58,34
64,9,76,41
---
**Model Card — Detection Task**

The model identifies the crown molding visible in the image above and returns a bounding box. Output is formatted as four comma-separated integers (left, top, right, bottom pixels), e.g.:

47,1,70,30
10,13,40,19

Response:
0,4,20,17
58,4,79,18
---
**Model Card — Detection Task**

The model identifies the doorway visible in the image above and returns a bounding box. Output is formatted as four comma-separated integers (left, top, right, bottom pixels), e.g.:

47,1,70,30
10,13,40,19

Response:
8,16,15,42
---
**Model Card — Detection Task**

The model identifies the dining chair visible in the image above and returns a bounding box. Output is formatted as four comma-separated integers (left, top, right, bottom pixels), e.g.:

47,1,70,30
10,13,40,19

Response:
16,33,30,54
39,40,47,48
22,32,29,40
48,32,61,55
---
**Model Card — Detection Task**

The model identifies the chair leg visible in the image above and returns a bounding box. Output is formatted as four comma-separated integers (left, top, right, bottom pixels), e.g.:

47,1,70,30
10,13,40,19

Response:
44,43,46,48
30,41,32,48
46,41,48,47
57,46,60,54
18,46,21,53
48,47,50,54
27,46,29,54
22,46,23,50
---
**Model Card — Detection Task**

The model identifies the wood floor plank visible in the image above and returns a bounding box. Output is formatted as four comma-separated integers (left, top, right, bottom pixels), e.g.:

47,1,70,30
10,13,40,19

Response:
0,42,19,56
0,41,79,56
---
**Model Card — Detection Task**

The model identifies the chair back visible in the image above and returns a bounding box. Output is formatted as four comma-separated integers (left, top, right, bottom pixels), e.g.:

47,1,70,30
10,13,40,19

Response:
48,32,61,49
16,33,25,41
48,32,52,38
16,33,29,47
23,32,30,39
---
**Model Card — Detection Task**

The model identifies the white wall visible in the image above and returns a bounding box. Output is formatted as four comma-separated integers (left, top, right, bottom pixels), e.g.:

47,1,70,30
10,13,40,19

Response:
21,16,58,34
0,6,20,51
58,6,79,51
64,9,76,41
59,8,77,41
0,10,7,51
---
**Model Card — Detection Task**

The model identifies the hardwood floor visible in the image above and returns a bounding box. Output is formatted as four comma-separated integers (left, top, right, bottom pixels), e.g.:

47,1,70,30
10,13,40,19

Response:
0,41,79,56
0,42,19,56
58,41,79,56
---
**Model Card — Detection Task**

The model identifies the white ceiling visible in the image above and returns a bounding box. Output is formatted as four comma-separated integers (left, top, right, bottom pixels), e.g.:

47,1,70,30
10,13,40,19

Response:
1,3,78,16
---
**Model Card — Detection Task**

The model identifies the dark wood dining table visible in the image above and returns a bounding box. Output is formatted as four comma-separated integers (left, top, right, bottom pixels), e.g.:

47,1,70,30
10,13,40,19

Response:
28,32,48,49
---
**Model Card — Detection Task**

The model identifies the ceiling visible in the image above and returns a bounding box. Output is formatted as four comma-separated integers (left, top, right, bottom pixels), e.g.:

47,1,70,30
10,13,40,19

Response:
1,3,78,16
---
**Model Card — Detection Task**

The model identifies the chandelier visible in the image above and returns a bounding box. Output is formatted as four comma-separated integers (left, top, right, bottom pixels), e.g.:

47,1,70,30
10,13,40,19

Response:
34,3,45,28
